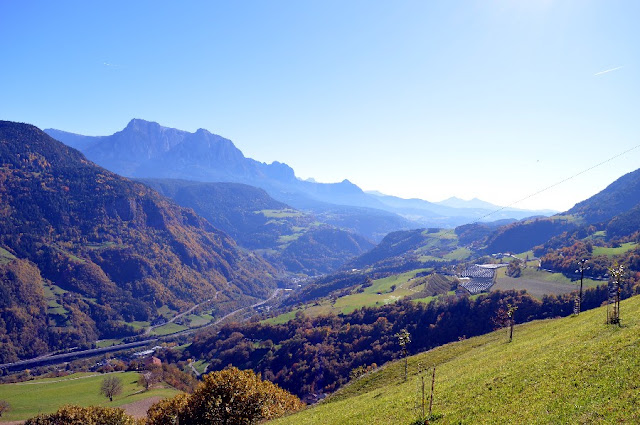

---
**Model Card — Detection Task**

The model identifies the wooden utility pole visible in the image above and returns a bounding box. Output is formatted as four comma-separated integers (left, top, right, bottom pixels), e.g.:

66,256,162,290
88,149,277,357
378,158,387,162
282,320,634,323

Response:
429,367,436,417
421,375,425,418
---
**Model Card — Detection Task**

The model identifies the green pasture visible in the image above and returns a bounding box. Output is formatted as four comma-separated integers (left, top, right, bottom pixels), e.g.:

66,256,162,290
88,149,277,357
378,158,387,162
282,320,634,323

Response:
264,269,432,323
0,372,179,422
592,242,638,257
95,339,125,348
494,267,601,299
150,322,188,336
0,247,16,265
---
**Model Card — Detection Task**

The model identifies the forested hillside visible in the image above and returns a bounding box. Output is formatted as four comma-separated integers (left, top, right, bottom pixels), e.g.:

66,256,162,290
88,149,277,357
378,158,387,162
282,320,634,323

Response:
140,178,374,275
182,284,631,400
567,168,640,223
0,121,276,362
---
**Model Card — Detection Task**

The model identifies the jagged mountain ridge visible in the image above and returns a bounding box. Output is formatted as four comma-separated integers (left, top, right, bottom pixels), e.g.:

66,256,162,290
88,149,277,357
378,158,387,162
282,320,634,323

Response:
45,120,383,210
0,121,276,362
45,120,553,233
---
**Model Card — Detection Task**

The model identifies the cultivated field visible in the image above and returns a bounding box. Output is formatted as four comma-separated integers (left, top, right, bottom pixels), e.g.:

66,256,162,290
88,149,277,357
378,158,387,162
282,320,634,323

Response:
492,267,600,299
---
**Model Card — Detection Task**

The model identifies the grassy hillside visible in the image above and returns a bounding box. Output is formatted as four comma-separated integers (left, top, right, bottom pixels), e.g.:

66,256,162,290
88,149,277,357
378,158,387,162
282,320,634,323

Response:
266,270,456,323
270,295,640,424
351,228,466,271
0,372,178,422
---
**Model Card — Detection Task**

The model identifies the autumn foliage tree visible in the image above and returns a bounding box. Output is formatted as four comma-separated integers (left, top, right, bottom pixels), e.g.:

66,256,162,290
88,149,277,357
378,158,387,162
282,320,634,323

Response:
23,405,140,425
138,366,162,391
146,367,303,425
505,260,521,278
146,394,190,425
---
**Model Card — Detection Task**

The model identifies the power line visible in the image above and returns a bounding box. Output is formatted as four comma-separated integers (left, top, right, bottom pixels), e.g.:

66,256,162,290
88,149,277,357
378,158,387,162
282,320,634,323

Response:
451,142,640,230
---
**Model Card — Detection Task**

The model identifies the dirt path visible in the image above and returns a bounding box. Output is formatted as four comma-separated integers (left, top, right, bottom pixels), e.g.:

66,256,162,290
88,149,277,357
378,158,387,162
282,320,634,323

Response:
120,396,163,419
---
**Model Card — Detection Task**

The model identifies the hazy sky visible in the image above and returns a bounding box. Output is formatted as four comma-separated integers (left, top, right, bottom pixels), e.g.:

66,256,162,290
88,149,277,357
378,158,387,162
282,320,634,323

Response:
1,1,638,211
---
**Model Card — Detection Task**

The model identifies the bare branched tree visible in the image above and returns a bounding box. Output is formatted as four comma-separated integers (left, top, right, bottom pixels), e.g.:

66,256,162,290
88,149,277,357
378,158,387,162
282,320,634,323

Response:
100,375,123,402
396,328,411,381
0,400,10,418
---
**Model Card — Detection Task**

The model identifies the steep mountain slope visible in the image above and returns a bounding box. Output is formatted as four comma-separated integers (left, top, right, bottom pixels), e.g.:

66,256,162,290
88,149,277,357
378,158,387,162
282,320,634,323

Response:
140,178,374,275
485,167,640,254
339,221,511,278
270,295,640,424
138,179,289,249
0,121,276,362
567,167,640,224
485,216,579,253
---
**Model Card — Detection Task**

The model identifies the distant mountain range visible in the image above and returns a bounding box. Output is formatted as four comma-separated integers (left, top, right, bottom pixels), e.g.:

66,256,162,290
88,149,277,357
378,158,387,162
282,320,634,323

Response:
292,165,640,307
436,196,555,215
45,120,555,234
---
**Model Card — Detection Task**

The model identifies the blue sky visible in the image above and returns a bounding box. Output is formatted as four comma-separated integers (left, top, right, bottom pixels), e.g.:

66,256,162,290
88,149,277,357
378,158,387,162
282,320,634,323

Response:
1,1,638,211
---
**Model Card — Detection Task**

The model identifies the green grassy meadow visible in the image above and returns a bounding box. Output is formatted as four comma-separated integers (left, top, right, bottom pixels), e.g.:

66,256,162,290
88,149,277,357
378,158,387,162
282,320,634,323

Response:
493,267,601,298
270,295,640,425
0,372,179,422
592,242,638,257
264,269,432,323
150,322,188,336
95,338,124,348
260,209,304,219
0,247,16,265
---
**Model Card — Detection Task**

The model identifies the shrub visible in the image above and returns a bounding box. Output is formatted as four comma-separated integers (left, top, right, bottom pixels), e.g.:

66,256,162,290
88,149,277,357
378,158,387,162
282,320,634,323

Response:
24,405,140,425
147,366,304,425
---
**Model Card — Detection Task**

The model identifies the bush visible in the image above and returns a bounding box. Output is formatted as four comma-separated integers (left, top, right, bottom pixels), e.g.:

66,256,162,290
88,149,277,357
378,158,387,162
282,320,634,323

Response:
24,405,140,425
147,366,304,425
506,260,521,278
